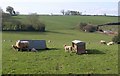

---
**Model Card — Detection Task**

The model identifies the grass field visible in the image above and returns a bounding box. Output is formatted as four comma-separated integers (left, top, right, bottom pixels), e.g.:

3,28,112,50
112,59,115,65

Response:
2,16,118,74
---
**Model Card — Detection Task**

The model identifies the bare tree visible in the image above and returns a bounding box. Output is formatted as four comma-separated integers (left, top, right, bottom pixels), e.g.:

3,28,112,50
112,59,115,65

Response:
60,10,65,15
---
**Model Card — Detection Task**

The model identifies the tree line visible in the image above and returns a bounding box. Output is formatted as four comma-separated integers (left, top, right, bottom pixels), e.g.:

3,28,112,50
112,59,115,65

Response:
60,10,82,15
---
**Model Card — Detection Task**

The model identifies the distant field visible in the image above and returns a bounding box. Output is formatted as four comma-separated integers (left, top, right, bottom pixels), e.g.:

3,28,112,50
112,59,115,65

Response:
2,16,118,74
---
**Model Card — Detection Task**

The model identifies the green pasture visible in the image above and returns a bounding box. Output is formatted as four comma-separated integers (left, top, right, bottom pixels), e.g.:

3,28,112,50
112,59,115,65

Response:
2,16,118,74
15,15,118,30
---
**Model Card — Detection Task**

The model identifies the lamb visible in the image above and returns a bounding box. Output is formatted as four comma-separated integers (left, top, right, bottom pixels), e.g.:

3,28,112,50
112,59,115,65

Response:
100,40,106,44
64,44,72,52
107,41,114,45
48,40,51,43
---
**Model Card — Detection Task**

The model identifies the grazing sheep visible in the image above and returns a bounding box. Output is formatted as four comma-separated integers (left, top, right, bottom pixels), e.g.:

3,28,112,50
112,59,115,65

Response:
107,41,114,45
12,45,19,49
64,44,72,52
72,45,77,53
12,40,29,51
16,41,29,49
100,40,106,44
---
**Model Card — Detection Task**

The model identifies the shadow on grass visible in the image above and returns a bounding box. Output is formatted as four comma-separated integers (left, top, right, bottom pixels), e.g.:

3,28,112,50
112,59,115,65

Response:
46,48,61,50
46,30,73,35
18,48,61,52
86,49,105,54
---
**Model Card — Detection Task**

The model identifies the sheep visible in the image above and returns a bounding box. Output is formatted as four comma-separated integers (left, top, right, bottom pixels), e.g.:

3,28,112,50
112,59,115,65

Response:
16,41,29,49
48,40,51,43
3,40,6,42
12,40,29,51
107,41,114,45
100,40,106,44
12,45,19,49
64,44,72,52
72,45,77,53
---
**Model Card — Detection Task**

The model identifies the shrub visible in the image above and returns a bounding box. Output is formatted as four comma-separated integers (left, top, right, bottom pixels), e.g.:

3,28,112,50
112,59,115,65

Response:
77,22,87,31
2,13,46,32
112,35,120,44
77,22,98,32
36,23,45,32
84,25,98,32
26,13,46,32
24,24,35,31
2,19,21,31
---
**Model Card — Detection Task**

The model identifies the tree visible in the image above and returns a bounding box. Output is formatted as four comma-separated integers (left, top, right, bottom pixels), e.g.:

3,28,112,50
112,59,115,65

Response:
60,10,65,15
27,13,46,32
6,6,15,15
77,22,87,31
76,22,98,32
65,10,70,15
84,25,98,32
65,10,82,15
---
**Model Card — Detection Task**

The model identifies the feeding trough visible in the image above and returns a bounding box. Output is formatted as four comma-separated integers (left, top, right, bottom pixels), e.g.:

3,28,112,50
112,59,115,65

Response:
72,40,86,54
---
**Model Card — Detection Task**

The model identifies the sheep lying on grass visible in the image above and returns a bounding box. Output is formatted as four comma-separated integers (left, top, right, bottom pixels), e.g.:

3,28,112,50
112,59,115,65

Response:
107,41,114,45
64,44,72,52
100,40,114,46
100,40,106,44
48,40,51,43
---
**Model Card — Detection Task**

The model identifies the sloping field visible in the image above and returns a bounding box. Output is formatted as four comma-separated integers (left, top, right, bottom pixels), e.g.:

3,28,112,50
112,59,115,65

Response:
2,16,118,74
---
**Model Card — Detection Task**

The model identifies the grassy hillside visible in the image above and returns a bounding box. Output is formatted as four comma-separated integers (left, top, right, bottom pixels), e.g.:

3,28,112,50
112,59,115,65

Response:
14,15,118,30
2,16,118,74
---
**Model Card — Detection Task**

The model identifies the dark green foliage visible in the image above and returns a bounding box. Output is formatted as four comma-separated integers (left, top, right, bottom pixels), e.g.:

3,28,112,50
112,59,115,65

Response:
112,34,120,44
65,10,82,15
2,12,11,22
24,25,35,31
36,22,45,32
77,22,98,32
77,22,87,31
84,25,98,32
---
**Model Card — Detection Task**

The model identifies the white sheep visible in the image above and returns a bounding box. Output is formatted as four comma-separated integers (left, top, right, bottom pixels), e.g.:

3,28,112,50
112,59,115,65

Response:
64,44,72,52
48,40,51,43
12,40,29,51
100,40,106,44
107,41,114,45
